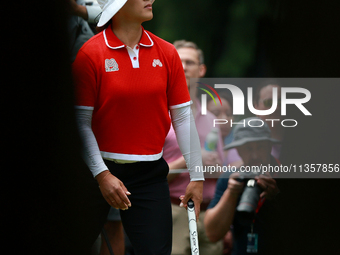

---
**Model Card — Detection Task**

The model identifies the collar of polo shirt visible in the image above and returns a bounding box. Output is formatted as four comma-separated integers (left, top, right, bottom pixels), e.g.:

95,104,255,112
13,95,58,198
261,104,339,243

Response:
103,24,154,68
103,23,154,49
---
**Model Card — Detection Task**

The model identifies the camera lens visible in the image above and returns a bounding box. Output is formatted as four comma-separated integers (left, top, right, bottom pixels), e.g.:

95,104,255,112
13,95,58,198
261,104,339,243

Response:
236,179,262,225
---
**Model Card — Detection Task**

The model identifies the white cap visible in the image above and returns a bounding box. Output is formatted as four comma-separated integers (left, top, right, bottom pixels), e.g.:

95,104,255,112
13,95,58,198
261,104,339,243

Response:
97,0,128,27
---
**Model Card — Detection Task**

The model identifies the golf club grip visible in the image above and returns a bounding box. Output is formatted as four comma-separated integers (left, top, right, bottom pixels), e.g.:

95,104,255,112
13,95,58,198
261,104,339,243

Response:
187,199,199,255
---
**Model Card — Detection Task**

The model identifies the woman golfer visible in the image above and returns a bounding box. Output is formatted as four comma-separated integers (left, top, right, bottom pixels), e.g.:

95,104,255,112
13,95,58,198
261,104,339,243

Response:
72,0,204,254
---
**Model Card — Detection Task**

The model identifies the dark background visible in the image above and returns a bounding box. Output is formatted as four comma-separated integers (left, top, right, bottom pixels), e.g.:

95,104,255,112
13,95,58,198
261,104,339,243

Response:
2,0,340,254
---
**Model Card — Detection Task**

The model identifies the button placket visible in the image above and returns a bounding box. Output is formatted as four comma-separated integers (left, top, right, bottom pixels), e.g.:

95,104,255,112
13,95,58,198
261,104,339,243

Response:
126,45,140,68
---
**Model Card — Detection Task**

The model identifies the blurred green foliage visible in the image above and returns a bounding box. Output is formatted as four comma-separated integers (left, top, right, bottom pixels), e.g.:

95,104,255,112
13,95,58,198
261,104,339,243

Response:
143,0,276,77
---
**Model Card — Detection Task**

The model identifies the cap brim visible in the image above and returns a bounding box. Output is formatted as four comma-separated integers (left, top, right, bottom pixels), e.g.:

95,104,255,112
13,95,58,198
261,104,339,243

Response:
224,137,280,150
97,0,128,27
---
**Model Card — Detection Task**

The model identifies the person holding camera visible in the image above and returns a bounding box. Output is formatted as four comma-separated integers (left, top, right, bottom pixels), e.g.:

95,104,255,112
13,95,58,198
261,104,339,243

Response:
204,117,280,255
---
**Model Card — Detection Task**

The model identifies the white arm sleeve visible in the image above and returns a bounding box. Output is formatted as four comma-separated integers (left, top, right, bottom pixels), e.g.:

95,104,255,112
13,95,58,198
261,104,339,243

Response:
170,105,205,181
75,108,108,177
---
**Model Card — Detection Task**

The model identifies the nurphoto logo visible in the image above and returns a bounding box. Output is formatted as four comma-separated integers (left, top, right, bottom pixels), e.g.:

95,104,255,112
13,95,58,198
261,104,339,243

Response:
196,78,312,128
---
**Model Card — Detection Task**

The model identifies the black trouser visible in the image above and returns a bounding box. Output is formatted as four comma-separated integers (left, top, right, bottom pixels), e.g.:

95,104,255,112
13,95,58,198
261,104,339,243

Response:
104,157,173,255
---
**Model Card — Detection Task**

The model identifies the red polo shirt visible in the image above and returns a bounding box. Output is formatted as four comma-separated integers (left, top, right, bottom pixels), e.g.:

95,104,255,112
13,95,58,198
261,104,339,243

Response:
72,24,191,161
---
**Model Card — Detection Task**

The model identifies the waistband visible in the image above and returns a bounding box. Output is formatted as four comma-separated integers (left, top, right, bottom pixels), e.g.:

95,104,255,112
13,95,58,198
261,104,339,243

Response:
104,157,169,188
103,157,139,164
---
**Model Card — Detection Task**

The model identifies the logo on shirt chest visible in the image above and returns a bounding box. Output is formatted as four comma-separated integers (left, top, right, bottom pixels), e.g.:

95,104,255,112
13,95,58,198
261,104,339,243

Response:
105,58,119,72
152,59,163,67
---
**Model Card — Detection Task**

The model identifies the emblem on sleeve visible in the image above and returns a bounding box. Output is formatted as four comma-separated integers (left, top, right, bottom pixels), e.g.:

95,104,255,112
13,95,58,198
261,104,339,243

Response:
105,58,119,72
152,59,163,67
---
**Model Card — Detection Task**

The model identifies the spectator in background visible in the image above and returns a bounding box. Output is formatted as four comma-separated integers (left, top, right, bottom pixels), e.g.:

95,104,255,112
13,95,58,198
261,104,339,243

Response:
207,91,243,168
206,91,242,255
163,40,224,255
69,0,101,24
205,117,280,255
254,82,283,159
68,0,101,61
